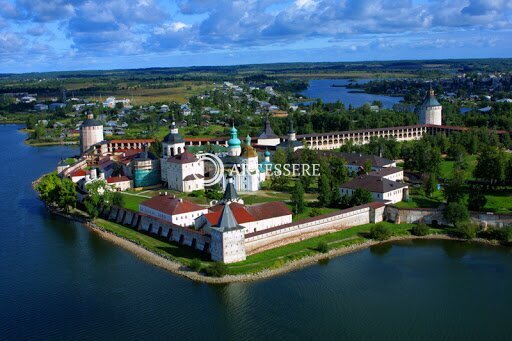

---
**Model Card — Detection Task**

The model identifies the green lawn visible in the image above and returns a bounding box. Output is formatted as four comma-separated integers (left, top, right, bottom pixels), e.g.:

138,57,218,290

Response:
483,189,512,213
94,218,209,266
394,187,444,209
439,155,477,180
118,193,151,211
289,204,339,221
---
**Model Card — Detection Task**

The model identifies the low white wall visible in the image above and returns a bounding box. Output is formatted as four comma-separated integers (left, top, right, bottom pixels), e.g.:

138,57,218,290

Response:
245,206,374,253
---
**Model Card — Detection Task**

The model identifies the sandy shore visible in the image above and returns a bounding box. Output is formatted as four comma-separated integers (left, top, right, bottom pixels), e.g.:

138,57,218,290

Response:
83,218,500,284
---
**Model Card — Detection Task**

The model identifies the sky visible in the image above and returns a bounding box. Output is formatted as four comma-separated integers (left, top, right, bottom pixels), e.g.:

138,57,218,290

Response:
1,0,512,73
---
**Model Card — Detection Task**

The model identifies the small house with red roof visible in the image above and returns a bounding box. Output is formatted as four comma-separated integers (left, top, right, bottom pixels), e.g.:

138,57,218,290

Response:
106,175,132,191
139,194,208,227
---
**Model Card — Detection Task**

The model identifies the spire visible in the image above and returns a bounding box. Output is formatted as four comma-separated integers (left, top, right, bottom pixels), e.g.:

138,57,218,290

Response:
217,202,239,230
246,134,251,146
289,119,295,134
222,175,239,203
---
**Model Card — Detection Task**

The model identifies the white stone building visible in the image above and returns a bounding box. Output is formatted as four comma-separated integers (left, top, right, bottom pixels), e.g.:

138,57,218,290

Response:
418,88,442,125
79,113,104,154
139,195,208,227
339,175,409,204
166,152,205,192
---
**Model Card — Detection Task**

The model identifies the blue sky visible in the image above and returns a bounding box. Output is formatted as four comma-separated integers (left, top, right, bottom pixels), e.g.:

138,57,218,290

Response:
1,0,512,73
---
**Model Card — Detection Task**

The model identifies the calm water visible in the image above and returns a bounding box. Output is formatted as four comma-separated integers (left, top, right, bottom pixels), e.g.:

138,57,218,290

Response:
301,79,403,109
2,124,512,339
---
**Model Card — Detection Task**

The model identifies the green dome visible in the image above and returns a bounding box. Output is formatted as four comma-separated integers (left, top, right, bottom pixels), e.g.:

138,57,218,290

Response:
264,149,271,157
228,137,241,147
228,125,241,147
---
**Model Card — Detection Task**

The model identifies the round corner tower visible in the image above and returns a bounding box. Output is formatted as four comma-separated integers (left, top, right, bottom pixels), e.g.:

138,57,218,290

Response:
80,113,104,154
419,89,442,126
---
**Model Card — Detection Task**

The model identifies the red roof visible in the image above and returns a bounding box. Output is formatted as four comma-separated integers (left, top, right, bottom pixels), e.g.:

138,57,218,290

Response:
205,202,255,224
107,176,130,183
204,201,291,225
140,195,206,215
70,169,89,177
109,139,155,143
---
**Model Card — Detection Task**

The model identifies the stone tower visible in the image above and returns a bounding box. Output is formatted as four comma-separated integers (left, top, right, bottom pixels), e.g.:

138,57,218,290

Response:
162,120,185,158
79,113,104,154
419,88,442,125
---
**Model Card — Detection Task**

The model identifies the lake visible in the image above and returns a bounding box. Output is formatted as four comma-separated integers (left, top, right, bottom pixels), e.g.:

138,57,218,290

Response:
1,124,512,339
300,79,403,109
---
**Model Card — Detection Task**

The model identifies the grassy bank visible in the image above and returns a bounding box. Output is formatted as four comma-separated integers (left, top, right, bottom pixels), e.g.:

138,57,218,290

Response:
93,218,428,276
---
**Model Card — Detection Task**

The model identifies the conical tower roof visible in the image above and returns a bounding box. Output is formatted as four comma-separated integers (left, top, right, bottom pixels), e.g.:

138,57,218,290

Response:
217,202,239,230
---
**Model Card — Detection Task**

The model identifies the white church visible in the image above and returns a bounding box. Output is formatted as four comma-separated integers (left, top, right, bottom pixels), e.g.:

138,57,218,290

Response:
160,120,271,193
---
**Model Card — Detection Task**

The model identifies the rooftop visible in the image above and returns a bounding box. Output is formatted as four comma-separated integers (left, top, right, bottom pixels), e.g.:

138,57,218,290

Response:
140,195,206,215
341,175,408,193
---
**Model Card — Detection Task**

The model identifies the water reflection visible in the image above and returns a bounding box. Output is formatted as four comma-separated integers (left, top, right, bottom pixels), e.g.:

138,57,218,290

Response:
369,243,393,256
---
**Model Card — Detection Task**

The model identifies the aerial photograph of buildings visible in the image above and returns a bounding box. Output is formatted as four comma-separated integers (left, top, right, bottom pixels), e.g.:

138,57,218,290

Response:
1,0,512,339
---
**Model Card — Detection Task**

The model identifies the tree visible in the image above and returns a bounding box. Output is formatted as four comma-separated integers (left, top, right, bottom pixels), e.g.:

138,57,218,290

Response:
423,173,437,197
328,156,348,187
57,178,77,212
444,202,469,226
468,191,487,211
317,172,332,207
84,180,115,218
290,181,305,214
474,147,507,183
362,159,373,174
351,188,373,206
443,170,465,203
35,173,77,211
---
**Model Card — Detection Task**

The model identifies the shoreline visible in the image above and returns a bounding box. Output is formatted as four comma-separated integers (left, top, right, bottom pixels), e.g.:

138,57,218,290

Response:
35,176,505,285
82,216,499,284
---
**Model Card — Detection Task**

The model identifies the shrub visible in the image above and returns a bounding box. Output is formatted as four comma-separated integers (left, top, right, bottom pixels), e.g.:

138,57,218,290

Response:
456,222,479,239
444,202,469,226
189,258,202,272
190,190,205,198
369,224,392,241
205,262,227,277
503,226,512,244
316,241,330,253
310,208,321,217
411,223,429,236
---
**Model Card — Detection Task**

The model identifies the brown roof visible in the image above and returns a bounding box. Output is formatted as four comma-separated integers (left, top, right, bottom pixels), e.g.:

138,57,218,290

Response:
107,175,130,183
341,175,408,193
168,151,198,164
246,202,291,220
368,167,403,177
140,195,206,215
